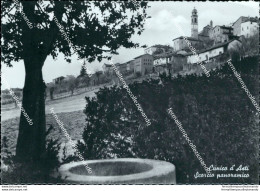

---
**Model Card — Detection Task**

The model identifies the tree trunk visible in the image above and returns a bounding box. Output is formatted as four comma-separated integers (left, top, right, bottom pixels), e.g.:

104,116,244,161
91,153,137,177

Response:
15,1,62,162
16,59,46,161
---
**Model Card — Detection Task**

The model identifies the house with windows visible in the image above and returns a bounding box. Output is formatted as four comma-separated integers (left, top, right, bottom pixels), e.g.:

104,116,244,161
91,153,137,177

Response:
53,76,65,84
153,53,169,74
232,16,258,36
153,52,187,75
241,20,258,38
186,39,241,65
153,57,168,66
133,54,154,75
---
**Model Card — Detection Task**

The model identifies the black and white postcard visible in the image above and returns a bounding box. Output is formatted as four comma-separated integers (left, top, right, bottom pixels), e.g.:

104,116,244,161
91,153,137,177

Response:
1,1,259,190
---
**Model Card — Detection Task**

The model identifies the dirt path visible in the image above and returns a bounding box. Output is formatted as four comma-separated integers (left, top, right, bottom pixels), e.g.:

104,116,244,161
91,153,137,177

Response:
1,88,99,121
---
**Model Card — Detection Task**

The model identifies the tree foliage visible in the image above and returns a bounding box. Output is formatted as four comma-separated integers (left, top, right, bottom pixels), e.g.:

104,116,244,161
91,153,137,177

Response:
66,75,77,95
80,62,87,77
2,1,150,65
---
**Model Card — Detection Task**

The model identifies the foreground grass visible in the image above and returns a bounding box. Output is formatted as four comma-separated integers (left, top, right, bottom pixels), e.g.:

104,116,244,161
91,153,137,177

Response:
1,110,86,154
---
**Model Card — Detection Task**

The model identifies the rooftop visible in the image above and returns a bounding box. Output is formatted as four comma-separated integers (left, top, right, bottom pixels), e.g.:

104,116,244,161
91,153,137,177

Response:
232,16,258,26
185,39,241,56
241,19,258,24
172,36,202,42
212,25,233,30
134,53,153,59
104,63,113,67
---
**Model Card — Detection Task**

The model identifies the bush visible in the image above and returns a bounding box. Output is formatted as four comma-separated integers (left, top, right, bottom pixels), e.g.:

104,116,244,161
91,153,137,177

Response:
1,126,64,184
76,57,259,184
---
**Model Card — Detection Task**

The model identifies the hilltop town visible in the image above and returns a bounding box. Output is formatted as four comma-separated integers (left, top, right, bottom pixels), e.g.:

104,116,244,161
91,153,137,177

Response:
103,8,258,78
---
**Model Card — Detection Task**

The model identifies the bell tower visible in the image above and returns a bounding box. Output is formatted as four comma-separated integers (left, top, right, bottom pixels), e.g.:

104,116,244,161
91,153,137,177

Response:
191,7,198,39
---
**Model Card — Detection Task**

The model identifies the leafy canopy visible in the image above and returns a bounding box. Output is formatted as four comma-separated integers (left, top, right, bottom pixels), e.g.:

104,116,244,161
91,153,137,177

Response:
2,1,149,66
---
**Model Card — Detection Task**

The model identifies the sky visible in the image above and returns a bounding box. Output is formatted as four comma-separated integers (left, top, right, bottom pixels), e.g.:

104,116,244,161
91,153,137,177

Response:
1,1,258,89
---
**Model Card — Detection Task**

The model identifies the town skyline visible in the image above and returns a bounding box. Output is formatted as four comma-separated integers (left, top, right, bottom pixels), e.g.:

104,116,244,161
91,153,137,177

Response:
1,1,258,89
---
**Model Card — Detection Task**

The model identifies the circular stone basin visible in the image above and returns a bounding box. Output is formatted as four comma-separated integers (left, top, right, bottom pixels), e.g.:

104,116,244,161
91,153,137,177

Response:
57,158,176,184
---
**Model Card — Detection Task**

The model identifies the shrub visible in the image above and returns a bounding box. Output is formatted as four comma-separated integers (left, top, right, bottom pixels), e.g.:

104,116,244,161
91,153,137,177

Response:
76,57,258,184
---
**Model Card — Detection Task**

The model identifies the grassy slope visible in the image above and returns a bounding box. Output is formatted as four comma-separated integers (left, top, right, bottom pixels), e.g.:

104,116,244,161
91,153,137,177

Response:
1,110,86,154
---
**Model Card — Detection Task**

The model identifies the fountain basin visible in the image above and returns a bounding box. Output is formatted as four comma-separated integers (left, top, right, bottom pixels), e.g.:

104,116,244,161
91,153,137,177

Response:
57,158,176,184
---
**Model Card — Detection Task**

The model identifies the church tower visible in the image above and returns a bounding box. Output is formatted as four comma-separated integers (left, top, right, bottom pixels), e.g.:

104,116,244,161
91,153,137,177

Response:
191,7,198,39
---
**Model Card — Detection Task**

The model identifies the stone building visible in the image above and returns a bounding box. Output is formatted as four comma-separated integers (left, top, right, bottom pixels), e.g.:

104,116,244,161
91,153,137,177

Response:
232,16,258,36
172,36,202,51
240,20,258,38
198,21,213,41
53,76,65,84
209,25,233,44
186,39,241,65
153,52,186,75
133,54,154,75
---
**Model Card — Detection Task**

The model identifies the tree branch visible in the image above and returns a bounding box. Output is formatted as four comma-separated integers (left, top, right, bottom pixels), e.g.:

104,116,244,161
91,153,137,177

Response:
2,4,16,18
